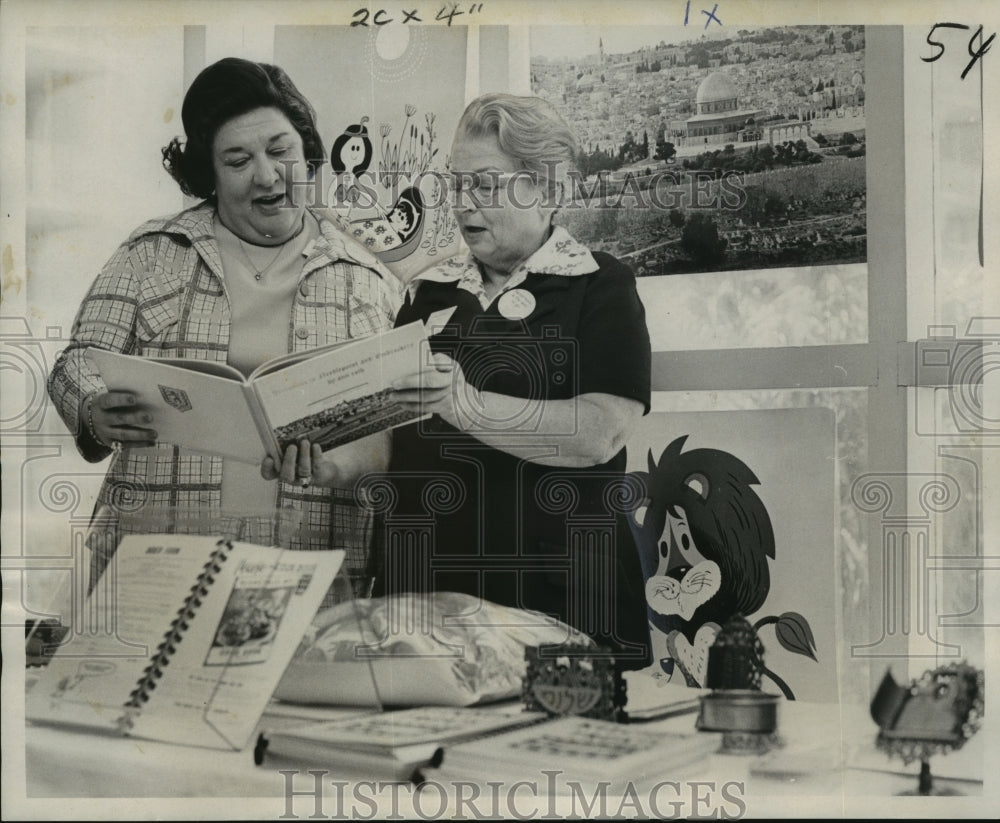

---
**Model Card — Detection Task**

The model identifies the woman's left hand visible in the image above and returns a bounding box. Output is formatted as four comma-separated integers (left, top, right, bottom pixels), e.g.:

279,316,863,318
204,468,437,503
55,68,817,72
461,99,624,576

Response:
261,439,337,488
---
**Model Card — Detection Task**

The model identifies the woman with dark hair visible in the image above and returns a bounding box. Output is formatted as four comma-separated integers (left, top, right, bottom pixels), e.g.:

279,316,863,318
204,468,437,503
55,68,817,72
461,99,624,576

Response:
48,57,399,601
162,57,327,201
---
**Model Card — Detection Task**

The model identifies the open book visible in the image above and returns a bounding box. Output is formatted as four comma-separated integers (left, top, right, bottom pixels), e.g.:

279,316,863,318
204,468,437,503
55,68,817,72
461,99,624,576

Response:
255,705,548,783
26,535,344,750
88,319,431,464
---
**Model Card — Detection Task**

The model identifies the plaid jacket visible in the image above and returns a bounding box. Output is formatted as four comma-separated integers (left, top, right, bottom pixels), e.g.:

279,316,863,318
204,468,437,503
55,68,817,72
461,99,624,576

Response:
48,203,401,592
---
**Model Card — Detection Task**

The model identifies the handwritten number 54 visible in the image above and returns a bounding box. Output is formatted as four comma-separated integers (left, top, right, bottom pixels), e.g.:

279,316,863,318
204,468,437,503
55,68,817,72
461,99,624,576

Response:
922,23,995,80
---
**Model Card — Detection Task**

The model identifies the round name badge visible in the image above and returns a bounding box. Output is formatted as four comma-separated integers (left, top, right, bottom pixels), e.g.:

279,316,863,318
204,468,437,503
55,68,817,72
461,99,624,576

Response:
498,288,536,321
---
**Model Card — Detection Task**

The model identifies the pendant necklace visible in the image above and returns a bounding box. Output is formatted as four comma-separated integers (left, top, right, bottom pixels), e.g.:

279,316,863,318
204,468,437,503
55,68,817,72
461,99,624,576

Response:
238,238,285,281
237,219,305,281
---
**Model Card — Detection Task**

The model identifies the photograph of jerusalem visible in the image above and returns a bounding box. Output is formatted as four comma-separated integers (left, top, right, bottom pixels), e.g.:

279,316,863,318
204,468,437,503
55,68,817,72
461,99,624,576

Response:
530,25,867,276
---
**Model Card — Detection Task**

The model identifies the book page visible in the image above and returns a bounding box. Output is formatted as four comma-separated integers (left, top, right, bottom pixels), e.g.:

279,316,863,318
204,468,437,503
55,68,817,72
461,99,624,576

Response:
25,535,229,732
267,705,543,752
251,321,429,453
247,338,354,380
131,543,344,750
439,715,718,784
260,706,547,783
620,672,707,720
87,349,268,464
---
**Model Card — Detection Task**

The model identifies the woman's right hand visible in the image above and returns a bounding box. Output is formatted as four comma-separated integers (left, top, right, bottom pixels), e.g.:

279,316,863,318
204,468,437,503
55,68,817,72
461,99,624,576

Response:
261,439,320,487
260,433,391,488
84,392,158,448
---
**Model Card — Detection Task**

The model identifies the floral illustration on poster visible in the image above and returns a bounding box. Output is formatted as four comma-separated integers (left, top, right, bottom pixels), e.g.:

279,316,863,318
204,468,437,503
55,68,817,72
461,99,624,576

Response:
326,104,457,276
275,24,465,283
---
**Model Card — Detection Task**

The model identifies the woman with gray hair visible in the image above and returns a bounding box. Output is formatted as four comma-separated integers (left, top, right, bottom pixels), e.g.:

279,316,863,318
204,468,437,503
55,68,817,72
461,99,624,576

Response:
379,93,653,666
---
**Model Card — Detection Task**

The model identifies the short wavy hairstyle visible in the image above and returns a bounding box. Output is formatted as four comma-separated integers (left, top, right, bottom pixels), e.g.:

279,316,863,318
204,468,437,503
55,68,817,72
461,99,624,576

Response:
162,57,325,200
455,93,579,198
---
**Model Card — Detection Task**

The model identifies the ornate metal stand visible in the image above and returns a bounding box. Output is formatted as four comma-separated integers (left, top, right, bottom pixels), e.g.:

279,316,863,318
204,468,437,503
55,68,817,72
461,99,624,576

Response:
870,662,984,796
696,615,784,754
523,643,627,722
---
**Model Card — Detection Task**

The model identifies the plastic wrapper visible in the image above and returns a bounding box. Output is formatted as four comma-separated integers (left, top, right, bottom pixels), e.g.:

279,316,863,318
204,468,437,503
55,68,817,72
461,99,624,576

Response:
274,592,593,707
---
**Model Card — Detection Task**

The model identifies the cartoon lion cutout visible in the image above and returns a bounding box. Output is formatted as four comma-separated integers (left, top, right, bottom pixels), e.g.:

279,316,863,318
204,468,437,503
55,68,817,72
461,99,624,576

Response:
627,436,818,698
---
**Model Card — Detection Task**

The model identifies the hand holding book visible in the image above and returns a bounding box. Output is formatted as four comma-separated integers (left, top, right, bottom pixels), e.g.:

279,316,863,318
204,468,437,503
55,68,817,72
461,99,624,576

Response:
261,432,389,489
83,391,158,450
87,320,431,466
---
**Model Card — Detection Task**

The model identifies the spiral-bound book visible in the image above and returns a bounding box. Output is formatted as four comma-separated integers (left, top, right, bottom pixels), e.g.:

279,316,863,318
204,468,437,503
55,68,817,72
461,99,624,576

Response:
25,534,345,750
